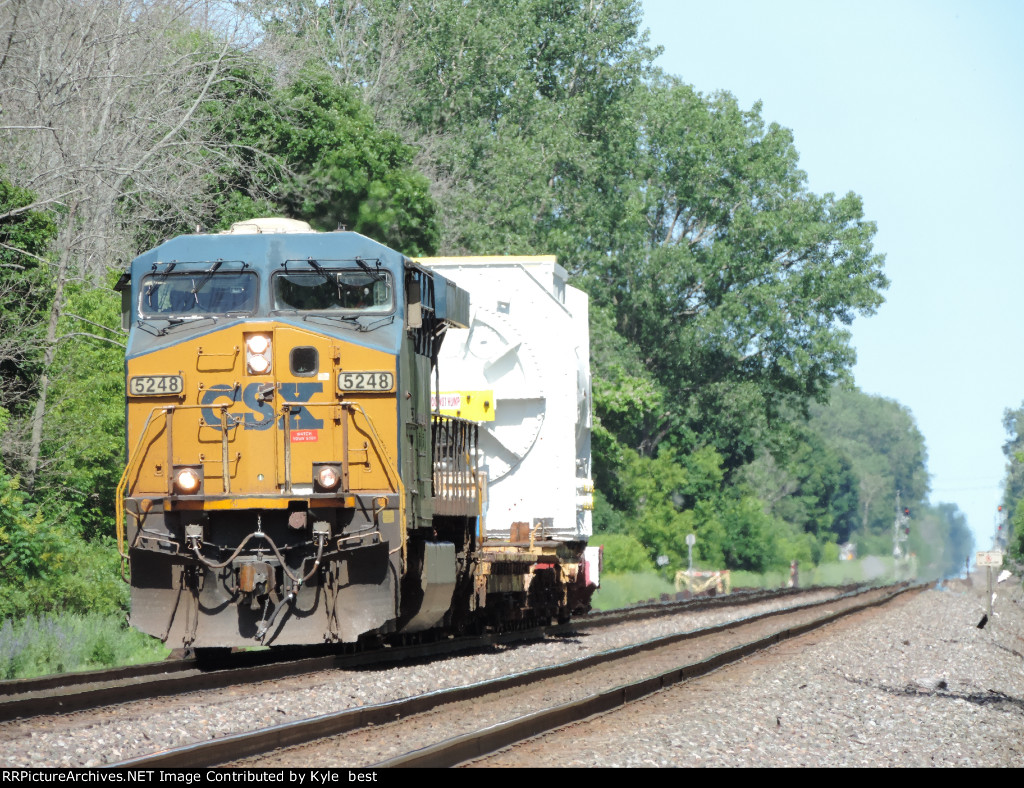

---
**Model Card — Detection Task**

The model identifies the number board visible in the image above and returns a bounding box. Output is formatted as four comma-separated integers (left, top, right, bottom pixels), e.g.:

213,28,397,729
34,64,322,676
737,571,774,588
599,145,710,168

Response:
338,371,394,392
129,375,184,397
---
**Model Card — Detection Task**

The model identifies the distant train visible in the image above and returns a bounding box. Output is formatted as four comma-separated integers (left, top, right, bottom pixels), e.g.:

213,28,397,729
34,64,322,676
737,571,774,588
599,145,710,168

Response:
114,218,599,648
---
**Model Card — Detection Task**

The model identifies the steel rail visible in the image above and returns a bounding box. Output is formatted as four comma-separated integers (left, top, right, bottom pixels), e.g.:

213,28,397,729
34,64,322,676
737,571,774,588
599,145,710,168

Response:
0,626,544,723
0,583,862,723
108,582,924,768
0,659,195,697
384,582,928,767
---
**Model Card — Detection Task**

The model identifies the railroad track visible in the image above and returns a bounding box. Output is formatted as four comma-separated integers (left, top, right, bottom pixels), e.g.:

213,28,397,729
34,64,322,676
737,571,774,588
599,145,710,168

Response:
102,582,923,768
0,584,830,723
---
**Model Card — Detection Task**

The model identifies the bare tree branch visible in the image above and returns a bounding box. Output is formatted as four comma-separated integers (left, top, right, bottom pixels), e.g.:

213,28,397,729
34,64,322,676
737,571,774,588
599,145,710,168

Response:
0,191,76,222
0,240,48,264
57,331,126,348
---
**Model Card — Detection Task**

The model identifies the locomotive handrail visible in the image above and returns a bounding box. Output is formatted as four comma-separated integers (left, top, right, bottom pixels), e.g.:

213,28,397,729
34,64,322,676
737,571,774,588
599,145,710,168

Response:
275,397,407,563
115,404,172,574
340,401,407,565
115,403,230,574
118,400,407,570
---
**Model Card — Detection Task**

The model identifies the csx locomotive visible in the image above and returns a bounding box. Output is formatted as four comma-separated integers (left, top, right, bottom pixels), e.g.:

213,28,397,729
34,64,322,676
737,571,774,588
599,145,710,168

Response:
115,218,597,648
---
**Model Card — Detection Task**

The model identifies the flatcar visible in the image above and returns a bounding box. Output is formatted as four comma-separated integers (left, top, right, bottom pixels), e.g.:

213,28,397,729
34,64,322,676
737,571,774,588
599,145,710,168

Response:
114,218,599,648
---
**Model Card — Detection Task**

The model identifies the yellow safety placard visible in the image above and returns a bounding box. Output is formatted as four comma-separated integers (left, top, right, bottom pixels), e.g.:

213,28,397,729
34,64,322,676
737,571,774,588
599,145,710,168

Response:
432,390,495,421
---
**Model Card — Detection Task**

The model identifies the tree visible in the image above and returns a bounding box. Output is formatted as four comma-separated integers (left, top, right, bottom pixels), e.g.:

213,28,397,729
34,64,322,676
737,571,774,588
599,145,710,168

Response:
1000,402,1024,562
38,279,126,535
593,533,655,574
248,1,888,471
204,60,439,253
0,178,57,470
0,0,268,482
808,387,929,550
741,426,860,560
241,0,658,253
584,79,888,468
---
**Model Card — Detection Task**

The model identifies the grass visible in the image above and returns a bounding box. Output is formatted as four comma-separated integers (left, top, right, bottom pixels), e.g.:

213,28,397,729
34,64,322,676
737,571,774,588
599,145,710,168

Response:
733,555,916,589
591,571,676,610
0,613,170,680
591,555,919,611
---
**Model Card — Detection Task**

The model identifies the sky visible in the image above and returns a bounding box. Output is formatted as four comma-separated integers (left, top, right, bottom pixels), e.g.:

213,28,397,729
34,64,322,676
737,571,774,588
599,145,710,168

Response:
640,0,1024,555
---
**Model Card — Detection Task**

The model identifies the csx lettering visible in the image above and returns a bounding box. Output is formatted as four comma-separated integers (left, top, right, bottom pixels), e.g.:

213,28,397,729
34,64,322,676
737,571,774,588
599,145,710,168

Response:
241,383,276,430
278,383,325,430
200,382,324,431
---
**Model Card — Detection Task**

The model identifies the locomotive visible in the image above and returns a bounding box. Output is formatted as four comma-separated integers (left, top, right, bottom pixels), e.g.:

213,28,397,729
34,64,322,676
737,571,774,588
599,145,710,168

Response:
114,218,598,648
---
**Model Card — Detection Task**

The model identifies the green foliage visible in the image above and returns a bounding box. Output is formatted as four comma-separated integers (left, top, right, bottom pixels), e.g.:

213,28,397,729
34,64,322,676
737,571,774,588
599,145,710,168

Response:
590,305,675,463
808,387,929,547
1001,404,1024,562
0,456,50,580
251,0,656,255
0,177,58,429
38,275,126,536
0,421,126,622
0,534,127,621
716,494,784,571
0,613,168,680
741,423,859,561
583,79,888,469
204,61,439,254
592,533,655,574
595,444,790,574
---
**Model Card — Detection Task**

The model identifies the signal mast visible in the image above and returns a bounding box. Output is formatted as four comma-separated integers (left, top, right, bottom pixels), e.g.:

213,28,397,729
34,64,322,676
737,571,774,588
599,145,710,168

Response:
996,505,1007,550
893,490,910,560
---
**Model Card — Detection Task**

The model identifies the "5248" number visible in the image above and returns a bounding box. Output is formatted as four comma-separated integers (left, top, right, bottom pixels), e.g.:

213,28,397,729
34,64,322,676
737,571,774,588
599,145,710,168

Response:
338,371,393,392
129,375,184,396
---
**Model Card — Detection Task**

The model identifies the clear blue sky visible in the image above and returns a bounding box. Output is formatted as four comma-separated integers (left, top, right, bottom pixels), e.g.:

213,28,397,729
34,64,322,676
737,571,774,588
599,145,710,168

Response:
641,0,1024,555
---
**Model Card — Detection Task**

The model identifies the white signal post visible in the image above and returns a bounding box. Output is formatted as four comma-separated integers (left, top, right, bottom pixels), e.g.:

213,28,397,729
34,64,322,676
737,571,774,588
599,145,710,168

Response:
977,549,1003,624
893,491,909,560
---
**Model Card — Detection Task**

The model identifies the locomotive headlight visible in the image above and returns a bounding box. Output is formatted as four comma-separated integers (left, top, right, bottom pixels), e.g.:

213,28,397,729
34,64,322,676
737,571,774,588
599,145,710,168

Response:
313,463,343,493
317,466,340,490
248,353,271,374
246,335,270,354
175,467,202,494
246,334,272,375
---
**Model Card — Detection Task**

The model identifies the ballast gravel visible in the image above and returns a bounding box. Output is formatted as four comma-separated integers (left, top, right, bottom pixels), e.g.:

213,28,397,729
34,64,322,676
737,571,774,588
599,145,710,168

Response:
0,589,839,767
2,576,1022,768
476,573,1024,768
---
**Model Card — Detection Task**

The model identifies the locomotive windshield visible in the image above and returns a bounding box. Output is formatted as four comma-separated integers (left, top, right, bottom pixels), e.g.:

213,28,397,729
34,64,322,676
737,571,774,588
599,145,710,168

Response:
272,270,393,313
140,271,258,317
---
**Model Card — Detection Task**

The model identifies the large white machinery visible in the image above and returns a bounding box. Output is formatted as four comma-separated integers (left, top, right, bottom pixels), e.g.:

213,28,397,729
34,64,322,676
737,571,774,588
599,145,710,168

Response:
416,255,593,543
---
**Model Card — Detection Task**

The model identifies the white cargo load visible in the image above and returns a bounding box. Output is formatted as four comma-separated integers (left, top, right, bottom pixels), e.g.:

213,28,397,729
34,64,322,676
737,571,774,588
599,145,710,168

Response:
416,256,592,542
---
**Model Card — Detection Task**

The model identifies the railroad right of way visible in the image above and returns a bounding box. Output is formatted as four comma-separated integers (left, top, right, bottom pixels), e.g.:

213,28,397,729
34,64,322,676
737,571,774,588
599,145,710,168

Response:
0,585,856,767
474,572,1024,768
